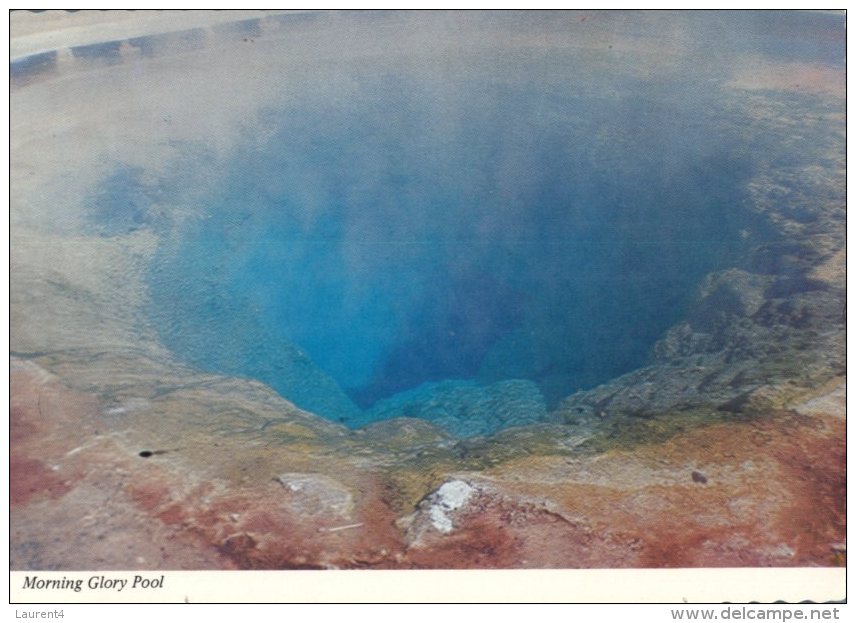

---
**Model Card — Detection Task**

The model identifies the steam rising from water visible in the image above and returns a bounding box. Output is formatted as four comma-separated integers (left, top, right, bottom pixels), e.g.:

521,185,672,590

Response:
103,11,839,430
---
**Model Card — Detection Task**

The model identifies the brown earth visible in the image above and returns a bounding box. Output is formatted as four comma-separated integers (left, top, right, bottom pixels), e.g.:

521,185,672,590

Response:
10,358,845,570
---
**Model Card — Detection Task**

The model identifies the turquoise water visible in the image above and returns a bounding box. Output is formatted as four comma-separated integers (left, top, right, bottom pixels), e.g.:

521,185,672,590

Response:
84,11,843,435
144,78,758,431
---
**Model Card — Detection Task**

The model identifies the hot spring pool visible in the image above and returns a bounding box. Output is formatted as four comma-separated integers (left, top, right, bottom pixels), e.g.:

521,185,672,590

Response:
12,9,844,438
140,75,764,435
10,9,846,576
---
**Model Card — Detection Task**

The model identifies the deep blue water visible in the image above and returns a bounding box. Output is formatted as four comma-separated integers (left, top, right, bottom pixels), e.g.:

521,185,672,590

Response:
145,75,761,423
85,11,842,433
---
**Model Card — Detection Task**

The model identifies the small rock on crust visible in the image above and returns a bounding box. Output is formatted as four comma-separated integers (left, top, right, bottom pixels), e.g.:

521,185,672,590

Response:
428,480,476,533
274,473,354,517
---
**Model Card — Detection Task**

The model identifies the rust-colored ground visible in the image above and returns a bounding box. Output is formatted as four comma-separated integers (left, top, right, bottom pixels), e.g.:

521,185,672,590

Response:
10,360,845,570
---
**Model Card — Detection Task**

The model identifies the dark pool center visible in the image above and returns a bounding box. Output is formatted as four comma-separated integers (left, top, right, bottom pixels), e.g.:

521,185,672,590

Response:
85,12,833,437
